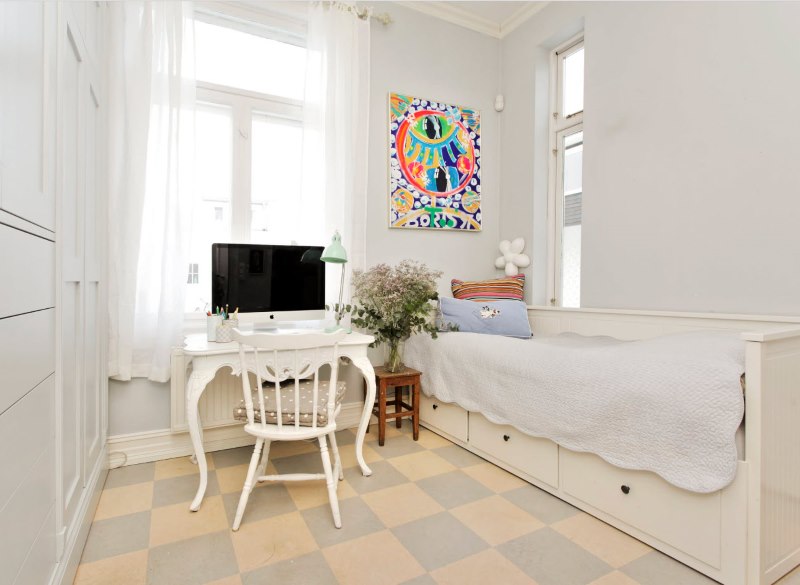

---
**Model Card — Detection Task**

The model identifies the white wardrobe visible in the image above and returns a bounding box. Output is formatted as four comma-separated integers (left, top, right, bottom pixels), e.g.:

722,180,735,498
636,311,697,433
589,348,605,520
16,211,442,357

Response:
0,3,107,584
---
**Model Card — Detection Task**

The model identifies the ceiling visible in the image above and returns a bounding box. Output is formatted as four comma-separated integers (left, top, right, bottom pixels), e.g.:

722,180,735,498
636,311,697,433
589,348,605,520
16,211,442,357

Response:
396,1,548,38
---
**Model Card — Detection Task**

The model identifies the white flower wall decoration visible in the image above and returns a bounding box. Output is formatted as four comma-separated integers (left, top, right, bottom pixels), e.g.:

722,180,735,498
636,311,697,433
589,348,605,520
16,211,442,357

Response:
495,237,531,276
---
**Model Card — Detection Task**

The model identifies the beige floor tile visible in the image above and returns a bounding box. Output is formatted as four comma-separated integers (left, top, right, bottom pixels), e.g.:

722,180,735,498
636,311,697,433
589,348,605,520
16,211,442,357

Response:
73,549,148,585
149,495,228,547
388,450,456,482
462,462,526,493
154,454,214,481
323,530,425,585
431,548,538,585
230,510,318,572
416,428,454,450
364,424,403,443
362,482,444,527
286,478,357,510
216,464,250,495
338,442,383,469
94,483,154,521
552,513,651,568
588,570,642,585
451,494,544,545
216,461,279,495
202,575,243,585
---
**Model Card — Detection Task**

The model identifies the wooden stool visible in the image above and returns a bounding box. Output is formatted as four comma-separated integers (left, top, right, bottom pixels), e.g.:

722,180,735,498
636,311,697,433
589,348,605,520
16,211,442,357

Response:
370,366,421,446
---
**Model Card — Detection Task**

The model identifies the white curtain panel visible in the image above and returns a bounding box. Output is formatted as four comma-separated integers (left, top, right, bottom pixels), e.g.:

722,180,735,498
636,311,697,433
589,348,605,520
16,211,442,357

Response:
302,2,371,306
108,1,196,382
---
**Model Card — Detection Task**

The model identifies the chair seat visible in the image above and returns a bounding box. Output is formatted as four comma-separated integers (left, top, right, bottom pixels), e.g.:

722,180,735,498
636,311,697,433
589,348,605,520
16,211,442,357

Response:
233,380,346,427
242,420,338,441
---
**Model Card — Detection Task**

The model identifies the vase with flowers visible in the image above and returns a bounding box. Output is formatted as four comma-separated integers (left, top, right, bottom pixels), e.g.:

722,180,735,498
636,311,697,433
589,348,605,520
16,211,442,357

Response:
348,260,442,372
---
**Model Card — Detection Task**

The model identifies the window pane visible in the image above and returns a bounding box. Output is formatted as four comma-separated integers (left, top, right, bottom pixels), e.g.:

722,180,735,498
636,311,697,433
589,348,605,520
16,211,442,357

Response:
250,113,304,244
195,20,305,99
561,130,583,308
186,102,233,313
562,47,584,117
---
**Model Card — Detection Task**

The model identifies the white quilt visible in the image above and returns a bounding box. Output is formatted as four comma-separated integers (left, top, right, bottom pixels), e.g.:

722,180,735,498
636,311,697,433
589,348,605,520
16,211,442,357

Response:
404,331,746,493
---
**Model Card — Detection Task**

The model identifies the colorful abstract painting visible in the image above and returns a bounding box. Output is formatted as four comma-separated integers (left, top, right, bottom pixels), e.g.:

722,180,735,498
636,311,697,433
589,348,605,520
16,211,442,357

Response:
389,93,481,231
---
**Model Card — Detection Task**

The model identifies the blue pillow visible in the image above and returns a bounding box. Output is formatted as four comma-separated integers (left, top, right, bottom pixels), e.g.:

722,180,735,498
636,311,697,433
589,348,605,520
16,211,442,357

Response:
439,297,532,339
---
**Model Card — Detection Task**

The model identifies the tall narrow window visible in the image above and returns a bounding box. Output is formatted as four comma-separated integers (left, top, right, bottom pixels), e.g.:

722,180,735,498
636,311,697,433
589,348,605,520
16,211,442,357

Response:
549,37,584,308
184,10,307,313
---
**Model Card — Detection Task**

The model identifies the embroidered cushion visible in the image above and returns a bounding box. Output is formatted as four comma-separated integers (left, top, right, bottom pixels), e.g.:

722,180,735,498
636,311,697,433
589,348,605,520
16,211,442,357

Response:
233,380,347,426
439,296,532,339
451,274,525,302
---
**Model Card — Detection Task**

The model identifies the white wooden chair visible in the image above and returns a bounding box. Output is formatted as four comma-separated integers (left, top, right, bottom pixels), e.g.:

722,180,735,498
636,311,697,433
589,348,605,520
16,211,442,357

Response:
230,329,348,530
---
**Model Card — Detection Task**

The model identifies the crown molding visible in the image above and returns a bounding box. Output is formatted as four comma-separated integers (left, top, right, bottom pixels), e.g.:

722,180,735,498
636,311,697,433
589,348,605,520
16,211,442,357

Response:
500,2,549,37
396,1,548,39
396,1,502,37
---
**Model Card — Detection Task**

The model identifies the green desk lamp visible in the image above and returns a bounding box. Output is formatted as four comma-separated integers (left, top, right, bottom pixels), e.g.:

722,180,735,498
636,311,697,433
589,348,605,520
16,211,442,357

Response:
321,231,349,332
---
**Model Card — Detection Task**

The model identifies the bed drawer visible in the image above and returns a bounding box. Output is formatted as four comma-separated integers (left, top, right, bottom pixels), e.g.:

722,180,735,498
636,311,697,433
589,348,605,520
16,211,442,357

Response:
419,394,468,442
560,449,721,568
468,414,558,488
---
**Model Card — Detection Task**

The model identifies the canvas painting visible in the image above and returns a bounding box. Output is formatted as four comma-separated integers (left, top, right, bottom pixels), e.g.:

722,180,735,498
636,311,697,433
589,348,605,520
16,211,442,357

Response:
389,93,481,231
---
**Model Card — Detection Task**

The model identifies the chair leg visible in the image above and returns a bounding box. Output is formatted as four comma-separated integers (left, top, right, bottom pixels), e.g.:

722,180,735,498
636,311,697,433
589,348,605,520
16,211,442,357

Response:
328,431,344,481
318,435,342,528
256,440,271,479
232,438,263,531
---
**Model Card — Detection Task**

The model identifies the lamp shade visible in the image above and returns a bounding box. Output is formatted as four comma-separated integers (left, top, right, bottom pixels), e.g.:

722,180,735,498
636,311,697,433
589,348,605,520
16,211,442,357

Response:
321,231,348,264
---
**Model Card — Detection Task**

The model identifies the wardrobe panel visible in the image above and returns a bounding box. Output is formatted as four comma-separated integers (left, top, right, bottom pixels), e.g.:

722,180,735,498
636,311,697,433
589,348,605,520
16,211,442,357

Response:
0,224,55,319
0,309,55,415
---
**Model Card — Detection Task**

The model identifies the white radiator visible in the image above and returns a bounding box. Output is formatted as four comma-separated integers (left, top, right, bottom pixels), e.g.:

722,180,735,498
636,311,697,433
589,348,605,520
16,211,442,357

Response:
170,349,248,432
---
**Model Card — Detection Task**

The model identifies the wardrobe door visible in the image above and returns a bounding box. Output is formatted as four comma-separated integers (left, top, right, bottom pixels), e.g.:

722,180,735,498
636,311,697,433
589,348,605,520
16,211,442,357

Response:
59,16,86,533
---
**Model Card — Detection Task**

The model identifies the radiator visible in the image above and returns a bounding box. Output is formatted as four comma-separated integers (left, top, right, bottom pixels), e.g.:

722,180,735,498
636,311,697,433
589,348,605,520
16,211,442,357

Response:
170,349,250,432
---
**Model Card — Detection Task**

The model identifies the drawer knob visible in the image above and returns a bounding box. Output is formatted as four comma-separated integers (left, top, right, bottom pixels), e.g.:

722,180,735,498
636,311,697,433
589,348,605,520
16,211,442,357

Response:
503,434,510,442
620,484,631,495
432,404,438,410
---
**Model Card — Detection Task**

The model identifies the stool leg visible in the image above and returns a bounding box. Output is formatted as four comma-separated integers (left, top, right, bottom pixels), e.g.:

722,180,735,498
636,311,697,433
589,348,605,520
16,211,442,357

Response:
378,380,387,447
413,382,420,441
395,385,402,429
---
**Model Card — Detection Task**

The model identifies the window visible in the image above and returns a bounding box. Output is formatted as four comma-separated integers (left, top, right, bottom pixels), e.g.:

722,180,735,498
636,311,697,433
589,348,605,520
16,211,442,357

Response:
185,11,308,313
187,263,199,284
549,37,584,308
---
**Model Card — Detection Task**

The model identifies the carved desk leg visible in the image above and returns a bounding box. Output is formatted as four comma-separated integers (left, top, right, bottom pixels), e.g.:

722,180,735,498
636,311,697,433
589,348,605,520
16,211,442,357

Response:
351,356,376,477
187,369,216,512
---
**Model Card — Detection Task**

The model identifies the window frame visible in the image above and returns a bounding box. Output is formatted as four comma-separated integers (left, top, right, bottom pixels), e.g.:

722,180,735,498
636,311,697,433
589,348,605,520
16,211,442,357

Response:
547,35,584,307
185,7,306,320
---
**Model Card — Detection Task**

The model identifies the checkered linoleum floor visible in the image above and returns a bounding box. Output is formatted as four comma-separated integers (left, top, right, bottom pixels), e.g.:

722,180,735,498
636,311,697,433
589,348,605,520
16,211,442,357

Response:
75,424,800,585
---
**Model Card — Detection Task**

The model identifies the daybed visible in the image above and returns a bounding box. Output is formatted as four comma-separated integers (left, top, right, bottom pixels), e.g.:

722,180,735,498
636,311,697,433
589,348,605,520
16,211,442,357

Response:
407,306,800,585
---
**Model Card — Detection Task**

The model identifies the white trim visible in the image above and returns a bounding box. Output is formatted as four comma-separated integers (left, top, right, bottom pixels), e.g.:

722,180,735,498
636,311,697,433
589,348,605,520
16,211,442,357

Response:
106,401,367,467
500,2,549,37
397,1,548,39
50,444,107,585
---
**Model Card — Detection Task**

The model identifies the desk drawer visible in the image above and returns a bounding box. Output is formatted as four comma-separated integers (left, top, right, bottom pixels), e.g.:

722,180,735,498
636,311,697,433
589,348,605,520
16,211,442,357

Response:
419,394,467,442
560,449,721,567
469,414,558,488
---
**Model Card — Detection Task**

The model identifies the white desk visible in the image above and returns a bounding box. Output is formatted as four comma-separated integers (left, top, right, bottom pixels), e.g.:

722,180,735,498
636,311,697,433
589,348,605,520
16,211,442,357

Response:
183,331,376,512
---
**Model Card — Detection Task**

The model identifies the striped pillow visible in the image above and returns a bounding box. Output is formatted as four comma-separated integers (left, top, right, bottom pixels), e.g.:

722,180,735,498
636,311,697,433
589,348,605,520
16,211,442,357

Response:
451,274,525,302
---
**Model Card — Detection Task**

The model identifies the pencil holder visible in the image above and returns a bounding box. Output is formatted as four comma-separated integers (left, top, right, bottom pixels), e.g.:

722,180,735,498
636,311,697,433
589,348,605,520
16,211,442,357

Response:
215,318,238,343
207,315,223,342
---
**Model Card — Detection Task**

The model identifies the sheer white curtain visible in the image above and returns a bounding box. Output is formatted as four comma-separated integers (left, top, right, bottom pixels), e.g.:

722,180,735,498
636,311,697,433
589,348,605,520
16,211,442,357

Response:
302,2,371,305
108,1,196,382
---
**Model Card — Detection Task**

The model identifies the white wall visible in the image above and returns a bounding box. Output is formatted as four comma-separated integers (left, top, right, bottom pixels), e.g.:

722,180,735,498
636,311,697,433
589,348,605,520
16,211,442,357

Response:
108,2,503,437
501,1,800,315
366,3,502,292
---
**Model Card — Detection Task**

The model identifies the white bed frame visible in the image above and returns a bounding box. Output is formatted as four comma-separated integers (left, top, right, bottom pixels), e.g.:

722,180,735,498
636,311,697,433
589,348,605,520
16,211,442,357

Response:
418,306,800,585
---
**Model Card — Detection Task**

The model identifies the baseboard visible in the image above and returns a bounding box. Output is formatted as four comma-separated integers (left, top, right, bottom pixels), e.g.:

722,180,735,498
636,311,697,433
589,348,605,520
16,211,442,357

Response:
107,401,368,467
51,444,108,585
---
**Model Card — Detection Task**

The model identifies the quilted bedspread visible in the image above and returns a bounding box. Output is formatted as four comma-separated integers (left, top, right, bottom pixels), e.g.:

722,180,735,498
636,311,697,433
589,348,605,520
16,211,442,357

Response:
404,330,746,493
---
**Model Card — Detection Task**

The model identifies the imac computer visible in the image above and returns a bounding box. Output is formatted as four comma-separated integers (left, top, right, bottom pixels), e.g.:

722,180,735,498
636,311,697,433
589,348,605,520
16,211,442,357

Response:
211,243,326,329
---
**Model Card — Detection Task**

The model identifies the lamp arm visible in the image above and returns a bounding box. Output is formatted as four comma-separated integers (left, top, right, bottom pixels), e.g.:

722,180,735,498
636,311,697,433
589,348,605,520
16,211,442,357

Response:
336,264,346,325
